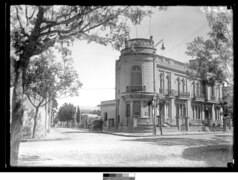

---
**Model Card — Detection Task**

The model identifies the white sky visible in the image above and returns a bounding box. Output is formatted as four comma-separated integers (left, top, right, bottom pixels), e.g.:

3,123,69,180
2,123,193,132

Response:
57,6,213,108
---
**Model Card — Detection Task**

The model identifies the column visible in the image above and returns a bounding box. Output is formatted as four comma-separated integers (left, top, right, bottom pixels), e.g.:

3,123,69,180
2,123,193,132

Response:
212,104,215,123
164,103,168,122
130,100,133,118
220,107,223,124
187,100,192,119
201,104,205,120
129,100,133,127
185,101,189,131
171,98,176,124
176,104,180,130
140,100,143,118
171,73,175,90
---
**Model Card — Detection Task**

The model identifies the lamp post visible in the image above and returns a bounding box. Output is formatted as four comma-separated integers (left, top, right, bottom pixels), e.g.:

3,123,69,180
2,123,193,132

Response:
152,38,165,136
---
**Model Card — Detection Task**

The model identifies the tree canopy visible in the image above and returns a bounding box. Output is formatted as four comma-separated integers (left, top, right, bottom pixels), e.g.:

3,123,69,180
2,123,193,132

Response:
10,5,157,61
23,50,82,108
57,103,76,122
186,7,233,85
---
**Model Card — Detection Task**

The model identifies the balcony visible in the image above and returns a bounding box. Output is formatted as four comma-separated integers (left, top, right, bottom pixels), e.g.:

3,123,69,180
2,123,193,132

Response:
126,85,146,93
193,93,205,102
207,95,219,103
175,91,190,99
165,89,176,98
210,95,216,100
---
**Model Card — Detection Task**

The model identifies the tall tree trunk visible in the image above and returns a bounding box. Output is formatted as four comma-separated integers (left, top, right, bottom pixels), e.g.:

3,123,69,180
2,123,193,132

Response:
32,107,40,139
10,65,25,166
48,100,52,132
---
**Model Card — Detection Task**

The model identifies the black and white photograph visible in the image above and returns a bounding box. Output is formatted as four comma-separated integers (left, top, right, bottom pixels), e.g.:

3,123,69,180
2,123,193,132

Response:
8,5,234,168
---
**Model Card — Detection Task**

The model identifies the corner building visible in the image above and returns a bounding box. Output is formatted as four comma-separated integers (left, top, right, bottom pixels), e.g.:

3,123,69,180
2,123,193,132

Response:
115,38,223,132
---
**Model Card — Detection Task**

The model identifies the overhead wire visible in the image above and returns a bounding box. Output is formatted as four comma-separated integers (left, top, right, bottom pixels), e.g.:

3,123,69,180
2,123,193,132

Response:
166,23,208,53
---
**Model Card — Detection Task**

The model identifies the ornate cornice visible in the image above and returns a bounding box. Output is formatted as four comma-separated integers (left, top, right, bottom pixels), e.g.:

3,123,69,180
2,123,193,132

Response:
157,64,187,75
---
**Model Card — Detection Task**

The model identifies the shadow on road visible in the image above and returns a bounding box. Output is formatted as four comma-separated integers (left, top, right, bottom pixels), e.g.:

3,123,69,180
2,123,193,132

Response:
182,144,233,167
19,155,52,162
62,131,90,134
121,134,233,167
120,135,232,147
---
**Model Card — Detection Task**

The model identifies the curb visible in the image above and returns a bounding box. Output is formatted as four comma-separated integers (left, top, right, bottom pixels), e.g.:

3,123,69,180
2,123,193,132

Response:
21,137,69,142
102,131,232,137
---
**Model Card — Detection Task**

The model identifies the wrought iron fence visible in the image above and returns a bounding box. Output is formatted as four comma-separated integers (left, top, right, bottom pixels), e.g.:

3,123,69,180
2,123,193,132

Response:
126,86,146,92
175,91,190,98
193,93,205,99
210,95,216,100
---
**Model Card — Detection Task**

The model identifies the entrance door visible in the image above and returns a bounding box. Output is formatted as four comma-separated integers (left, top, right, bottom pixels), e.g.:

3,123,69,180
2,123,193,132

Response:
205,110,209,120
133,101,141,117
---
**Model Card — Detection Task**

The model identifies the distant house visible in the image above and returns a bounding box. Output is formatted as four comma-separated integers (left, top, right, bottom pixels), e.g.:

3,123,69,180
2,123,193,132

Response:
100,100,115,129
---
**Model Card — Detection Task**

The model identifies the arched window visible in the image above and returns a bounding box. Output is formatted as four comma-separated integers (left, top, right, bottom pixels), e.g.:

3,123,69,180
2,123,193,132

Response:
182,78,185,93
196,82,200,96
217,85,220,99
166,75,171,91
211,85,215,96
177,77,180,93
160,73,164,92
131,65,142,86
192,81,196,97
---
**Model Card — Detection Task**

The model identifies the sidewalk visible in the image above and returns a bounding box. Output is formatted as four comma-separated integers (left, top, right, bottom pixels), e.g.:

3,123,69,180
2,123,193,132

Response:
102,129,233,137
21,128,69,142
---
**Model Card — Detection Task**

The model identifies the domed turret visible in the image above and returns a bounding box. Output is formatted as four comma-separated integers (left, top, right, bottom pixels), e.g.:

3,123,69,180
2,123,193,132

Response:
120,37,156,57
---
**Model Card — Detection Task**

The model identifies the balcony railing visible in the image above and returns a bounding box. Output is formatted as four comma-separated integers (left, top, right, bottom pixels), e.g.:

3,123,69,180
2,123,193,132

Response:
192,93,205,102
210,95,216,100
126,85,146,92
193,93,205,99
165,89,176,96
175,91,190,98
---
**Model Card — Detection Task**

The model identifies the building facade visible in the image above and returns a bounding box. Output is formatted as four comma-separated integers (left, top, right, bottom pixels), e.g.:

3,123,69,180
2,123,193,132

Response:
113,37,223,132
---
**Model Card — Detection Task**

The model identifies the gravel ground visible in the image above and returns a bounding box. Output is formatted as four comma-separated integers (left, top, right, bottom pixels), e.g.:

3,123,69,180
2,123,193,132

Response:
18,128,233,167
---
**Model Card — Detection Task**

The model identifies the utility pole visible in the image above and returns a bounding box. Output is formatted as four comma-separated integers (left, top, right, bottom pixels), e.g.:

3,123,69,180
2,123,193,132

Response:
152,50,156,135
152,38,165,136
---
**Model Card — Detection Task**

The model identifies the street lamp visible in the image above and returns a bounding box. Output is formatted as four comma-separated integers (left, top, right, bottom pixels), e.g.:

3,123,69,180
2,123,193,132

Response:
152,37,165,136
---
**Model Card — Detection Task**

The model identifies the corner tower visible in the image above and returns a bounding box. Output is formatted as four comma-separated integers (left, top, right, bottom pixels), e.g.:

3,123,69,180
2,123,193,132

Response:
115,37,157,131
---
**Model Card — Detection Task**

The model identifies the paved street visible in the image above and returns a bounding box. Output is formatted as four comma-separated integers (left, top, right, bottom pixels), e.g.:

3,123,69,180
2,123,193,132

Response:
18,128,233,167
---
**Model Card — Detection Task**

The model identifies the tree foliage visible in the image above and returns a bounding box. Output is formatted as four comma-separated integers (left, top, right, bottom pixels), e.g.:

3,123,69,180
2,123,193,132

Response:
220,86,233,121
10,5,156,60
186,7,233,85
24,50,82,107
57,103,76,122
22,50,81,138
